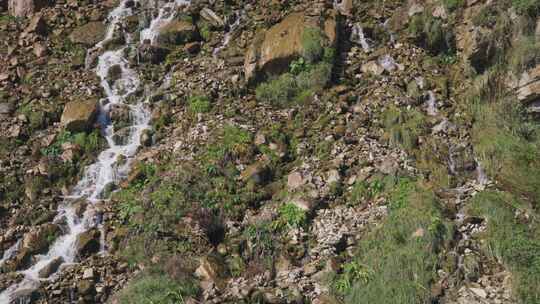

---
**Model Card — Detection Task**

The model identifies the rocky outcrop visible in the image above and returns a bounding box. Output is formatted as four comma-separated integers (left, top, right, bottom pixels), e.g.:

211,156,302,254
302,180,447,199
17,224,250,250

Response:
8,0,50,17
156,20,198,46
60,99,99,132
244,13,336,82
515,64,540,112
69,21,107,46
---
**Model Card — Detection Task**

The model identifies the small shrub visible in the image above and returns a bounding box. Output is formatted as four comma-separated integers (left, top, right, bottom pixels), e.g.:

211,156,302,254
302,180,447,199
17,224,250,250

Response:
301,27,325,63
272,202,307,230
296,62,332,91
472,6,499,27
188,95,211,114
443,0,464,11
255,73,298,106
513,0,540,16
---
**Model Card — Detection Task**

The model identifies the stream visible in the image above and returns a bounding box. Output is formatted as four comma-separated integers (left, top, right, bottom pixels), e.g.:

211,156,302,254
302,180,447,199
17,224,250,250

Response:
0,0,190,302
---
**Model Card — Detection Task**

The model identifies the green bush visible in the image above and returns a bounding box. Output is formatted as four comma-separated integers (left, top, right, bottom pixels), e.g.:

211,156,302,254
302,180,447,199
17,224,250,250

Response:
513,0,540,16
472,6,499,27
443,0,464,11
408,14,455,55
272,202,307,230
255,73,298,106
301,27,325,63
188,95,211,114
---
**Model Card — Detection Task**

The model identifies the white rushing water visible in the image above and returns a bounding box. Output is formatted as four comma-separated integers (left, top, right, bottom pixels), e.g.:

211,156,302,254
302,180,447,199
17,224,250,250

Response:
213,10,244,57
351,23,371,52
140,0,190,45
0,0,190,301
426,91,438,116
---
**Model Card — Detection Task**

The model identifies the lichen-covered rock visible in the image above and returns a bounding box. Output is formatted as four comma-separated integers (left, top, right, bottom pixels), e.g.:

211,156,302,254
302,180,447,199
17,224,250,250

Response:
69,21,107,46
60,99,99,132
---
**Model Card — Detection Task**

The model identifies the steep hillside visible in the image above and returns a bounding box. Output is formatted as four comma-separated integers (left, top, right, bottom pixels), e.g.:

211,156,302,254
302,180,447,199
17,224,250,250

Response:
0,0,539,303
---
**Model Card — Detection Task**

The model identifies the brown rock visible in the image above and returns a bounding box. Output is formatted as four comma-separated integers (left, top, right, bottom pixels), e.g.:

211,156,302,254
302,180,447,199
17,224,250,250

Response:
60,99,99,132
8,0,50,17
244,13,335,82
69,21,107,46
38,257,64,278
157,20,198,46
76,229,100,257
25,14,47,34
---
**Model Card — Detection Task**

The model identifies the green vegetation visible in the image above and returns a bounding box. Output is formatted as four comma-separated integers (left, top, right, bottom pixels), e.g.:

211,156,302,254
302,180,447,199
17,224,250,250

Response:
272,202,307,230
338,179,452,303
508,35,540,73
512,0,540,16
350,178,384,205
408,13,455,55
301,27,325,63
118,271,199,304
255,26,334,107
41,130,103,157
442,0,464,12
383,105,427,151
469,72,540,203
188,95,211,114
472,6,499,27
467,191,540,303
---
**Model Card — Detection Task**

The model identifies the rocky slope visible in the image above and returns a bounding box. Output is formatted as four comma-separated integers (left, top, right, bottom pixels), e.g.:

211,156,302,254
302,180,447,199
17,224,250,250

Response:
1,0,540,303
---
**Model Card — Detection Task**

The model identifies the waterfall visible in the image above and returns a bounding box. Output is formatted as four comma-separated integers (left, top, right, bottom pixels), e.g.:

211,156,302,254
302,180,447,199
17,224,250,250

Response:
213,10,244,57
351,23,371,52
426,91,438,116
0,0,188,301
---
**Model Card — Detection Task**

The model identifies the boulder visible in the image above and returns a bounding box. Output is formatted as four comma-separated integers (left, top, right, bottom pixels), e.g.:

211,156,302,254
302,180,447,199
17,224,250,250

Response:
75,228,100,258
138,43,170,64
157,20,198,46
38,256,64,278
69,21,107,46
8,0,50,17
22,224,60,255
244,13,336,82
200,8,224,28
60,99,99,132
240,161,271,185
195,254,226,289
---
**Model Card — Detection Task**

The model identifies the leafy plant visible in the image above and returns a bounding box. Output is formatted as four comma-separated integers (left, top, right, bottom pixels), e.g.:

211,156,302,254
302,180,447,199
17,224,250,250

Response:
301,27,325,63
272,202,307,230
188,95,211,114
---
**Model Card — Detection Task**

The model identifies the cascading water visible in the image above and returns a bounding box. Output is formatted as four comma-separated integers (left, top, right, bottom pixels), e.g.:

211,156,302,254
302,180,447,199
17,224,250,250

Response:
426,91,438,116
0,0,189,301
213,10,244,57
140,0,190,44
0,240,21,267
351,23,371,52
